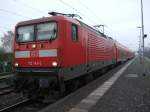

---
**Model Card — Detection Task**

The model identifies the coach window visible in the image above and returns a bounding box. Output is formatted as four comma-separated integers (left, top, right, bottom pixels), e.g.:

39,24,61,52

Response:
71,24,78,41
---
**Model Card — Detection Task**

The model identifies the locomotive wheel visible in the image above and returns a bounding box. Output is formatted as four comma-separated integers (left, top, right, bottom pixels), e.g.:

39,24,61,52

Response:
84,73,93,84
41,90,59,103
71,80,80,91
66,79,81,93
58,78,66,97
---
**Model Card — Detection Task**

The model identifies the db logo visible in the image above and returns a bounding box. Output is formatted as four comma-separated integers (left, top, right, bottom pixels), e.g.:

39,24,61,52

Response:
30,50,39,57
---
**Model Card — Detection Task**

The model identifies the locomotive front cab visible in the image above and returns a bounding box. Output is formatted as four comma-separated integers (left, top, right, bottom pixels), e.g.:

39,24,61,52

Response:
13,17,66,100
14,20,61,73
13,15,82,101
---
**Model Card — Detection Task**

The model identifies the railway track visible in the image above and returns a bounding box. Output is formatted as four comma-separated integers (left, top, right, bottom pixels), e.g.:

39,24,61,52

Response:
0,74,14,96
0,72,12,76
0,85,14,96
0,98,49,112
0,99,30,112
0,75,13,81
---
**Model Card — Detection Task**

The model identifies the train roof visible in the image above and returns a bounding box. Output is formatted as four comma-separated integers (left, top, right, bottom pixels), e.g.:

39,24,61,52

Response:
115,40,133,52
16,15,80,27
16,12,112,40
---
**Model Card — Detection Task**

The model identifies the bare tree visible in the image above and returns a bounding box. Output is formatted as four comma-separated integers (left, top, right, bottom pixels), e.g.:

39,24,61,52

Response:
0,46,5,62
1,31,14,52
0,46,4,52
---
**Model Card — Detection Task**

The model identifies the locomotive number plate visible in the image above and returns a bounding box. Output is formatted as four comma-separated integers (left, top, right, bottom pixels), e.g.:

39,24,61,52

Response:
30,50,39,57
28,61,42,66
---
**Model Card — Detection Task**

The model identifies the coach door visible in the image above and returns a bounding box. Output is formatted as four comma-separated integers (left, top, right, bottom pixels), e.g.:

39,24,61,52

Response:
114,43,117,63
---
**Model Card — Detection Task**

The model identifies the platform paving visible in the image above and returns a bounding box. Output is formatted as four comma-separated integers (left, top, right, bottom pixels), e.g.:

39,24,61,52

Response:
68,58,134,112
86,57,150,112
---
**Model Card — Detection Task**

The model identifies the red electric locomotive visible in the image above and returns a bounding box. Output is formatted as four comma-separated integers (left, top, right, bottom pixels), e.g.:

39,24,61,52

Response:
13,12,134,101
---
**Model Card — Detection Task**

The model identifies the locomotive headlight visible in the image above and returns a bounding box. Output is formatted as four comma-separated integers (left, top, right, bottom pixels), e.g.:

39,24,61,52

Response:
52,61,58,67
14,62,19,67
32,44,36,48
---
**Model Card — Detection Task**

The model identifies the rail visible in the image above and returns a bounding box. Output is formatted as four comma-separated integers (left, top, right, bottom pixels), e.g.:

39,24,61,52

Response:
0,85,13,96
0,72,13,76
0,75,14,81
0,99,30,112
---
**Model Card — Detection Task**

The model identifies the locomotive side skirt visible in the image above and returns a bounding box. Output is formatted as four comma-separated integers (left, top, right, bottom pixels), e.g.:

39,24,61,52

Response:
60,60,115,81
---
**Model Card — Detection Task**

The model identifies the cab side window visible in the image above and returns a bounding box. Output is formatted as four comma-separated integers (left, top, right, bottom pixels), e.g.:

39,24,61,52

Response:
71,24,78,41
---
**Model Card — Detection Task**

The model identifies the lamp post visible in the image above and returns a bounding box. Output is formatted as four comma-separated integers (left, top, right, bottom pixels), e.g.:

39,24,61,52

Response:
137,26,142,63
140,0,147,76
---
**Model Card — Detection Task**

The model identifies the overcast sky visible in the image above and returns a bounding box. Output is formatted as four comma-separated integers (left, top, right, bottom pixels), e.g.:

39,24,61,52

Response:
0,0,150,51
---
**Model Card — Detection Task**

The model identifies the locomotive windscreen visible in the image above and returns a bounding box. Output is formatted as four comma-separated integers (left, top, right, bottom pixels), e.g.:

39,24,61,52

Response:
16,22,57,42
17,25,34,42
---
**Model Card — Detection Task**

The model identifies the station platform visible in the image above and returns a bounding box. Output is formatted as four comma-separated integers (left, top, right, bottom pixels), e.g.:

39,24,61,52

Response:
68,57,150,112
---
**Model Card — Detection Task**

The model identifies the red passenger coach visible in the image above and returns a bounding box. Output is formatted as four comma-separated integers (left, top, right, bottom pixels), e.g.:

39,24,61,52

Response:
115,41,134,63
13,12,134,100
